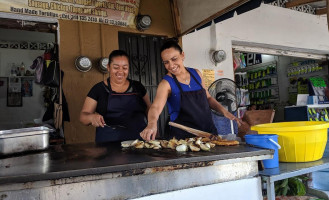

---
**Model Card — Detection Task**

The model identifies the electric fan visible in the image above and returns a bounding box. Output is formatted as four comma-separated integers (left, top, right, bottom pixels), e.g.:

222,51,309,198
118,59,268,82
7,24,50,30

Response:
208,78,240,134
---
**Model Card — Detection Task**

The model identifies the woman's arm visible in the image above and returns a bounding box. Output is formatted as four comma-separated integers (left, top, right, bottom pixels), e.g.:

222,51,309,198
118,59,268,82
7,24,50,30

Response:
195,69,243,126
80,97,105,127
142,93,151,114
140,80,171,141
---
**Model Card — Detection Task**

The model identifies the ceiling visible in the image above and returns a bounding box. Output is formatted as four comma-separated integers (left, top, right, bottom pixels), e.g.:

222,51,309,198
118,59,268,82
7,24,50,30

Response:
0,0,326,35
171,0,328,37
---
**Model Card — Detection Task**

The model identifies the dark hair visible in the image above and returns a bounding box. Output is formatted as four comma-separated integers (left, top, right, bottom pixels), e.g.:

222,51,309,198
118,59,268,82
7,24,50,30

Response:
108,50,129,64
160,38,182,54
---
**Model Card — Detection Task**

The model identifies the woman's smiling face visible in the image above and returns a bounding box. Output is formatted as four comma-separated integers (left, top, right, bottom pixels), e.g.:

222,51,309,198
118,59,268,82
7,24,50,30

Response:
161,47,185,75
108,56,129,83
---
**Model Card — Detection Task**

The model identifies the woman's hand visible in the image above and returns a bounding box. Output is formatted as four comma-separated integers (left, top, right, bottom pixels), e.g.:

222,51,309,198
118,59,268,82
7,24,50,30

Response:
90,113,105,127
140,123,157,141
223,111,244,127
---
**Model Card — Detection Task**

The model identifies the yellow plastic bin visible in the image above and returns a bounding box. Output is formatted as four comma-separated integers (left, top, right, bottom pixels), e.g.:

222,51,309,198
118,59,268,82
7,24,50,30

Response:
251,121,329,162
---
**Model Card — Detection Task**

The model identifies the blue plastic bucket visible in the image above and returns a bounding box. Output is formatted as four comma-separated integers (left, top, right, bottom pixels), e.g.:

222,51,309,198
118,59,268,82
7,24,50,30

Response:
245,134,281,168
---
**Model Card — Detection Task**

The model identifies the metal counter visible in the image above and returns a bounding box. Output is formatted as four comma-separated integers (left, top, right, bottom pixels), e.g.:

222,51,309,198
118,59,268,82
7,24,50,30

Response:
260,157,329,200
0,142,273,199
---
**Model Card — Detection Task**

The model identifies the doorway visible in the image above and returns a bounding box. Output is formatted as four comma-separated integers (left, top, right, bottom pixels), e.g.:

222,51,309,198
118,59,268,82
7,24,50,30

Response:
118,32,168,138
0,16,58,130
233,48,328,122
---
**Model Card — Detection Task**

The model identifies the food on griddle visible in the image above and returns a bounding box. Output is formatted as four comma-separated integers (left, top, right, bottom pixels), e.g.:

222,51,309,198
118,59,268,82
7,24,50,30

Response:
134,141,145,149
153,145,162,150
144,142,153,149
130,139,139,146
121,136,239,152
177,139,187,145
208,142,216,148
121,140,135,148
188,142,200,152
176,144,188,152
199,143,211,151
211,140,239,146
160,140,169,148
167,138,178,150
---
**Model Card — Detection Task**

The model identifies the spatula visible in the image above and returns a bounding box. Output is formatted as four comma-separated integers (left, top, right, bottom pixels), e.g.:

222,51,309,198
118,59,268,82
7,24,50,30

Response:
168,122,214,138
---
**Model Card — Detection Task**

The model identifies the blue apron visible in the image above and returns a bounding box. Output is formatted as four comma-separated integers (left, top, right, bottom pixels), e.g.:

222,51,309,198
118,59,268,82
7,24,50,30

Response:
95,79,147,143
169,71,218,139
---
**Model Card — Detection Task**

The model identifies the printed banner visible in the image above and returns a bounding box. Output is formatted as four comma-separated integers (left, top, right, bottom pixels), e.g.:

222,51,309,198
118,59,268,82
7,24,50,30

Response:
0,0,140,27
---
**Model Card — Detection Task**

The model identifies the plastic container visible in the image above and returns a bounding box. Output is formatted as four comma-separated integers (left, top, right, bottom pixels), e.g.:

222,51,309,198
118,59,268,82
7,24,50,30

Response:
245,134,281,168
251,121,329,162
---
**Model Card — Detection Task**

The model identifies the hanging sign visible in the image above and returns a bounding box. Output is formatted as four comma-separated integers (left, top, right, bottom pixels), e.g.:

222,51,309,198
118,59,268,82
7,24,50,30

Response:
309,77,326,88
0,0,140,27
244,53,262,66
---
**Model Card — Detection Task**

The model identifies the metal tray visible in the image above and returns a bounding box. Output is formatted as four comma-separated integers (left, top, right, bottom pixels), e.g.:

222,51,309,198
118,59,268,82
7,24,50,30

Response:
0,126,50,155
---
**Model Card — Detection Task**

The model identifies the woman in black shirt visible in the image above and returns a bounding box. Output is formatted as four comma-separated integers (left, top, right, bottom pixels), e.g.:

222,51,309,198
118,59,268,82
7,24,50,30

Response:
80,50,151,143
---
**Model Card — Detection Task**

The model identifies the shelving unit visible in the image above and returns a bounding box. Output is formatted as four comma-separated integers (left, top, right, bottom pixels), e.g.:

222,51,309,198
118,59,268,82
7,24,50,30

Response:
235,61,279,107
285,104,329,121
286,60,328,105
236,61,277,73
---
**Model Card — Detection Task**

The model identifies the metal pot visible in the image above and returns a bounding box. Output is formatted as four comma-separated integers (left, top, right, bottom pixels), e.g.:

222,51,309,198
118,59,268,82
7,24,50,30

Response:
75,56,92,72
98,57,109,73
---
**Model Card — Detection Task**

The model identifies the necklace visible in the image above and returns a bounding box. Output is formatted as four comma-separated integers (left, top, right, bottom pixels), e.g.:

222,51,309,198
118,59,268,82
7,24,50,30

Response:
184,78,191,88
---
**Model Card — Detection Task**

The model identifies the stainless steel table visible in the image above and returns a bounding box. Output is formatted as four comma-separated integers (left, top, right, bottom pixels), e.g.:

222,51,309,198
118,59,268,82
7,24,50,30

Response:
259,157,329,200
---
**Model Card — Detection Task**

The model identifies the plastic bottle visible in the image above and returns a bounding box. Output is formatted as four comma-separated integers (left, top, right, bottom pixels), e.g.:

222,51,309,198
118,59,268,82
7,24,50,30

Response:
20,62,25,76
11,63,16,76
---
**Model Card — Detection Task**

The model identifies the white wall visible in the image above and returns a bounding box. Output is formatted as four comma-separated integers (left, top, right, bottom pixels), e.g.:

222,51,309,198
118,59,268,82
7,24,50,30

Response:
182,3,329,81
135,177,262,200
0,28,55,129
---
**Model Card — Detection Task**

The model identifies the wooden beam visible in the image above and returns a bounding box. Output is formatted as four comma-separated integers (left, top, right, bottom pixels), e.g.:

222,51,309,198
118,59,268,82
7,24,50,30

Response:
170,0,181,37
315,7,327,15
178,0,249,37
285,0,323,8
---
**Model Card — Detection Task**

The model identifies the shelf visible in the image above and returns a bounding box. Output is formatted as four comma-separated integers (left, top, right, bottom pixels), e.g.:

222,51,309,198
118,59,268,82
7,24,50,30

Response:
248,85,279,92
285,104,329,108
249,74,278,83
235,61,277,73
307,104,329,108
0,76,34,78
287,70,326,79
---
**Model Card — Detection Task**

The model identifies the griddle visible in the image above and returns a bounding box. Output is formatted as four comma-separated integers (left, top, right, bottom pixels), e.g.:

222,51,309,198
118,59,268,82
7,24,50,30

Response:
0,142,272,184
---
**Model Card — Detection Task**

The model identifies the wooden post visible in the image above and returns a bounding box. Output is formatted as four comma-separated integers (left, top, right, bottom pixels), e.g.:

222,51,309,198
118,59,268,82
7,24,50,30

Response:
170,0,181,37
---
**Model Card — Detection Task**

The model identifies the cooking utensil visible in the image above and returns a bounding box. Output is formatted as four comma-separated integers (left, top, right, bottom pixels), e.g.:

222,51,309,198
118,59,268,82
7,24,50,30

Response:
103,124,127,129
168,122,214,138
0,126,51,155
98,57,109,73
75,56,92,72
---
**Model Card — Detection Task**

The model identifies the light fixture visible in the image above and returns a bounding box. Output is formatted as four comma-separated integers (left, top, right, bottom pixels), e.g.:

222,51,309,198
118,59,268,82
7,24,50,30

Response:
211,50,226,64
136,15,152,31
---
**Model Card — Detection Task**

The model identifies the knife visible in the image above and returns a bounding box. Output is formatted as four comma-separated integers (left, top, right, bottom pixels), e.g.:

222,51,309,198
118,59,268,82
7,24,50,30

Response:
168,122,214,139
103,124,127,129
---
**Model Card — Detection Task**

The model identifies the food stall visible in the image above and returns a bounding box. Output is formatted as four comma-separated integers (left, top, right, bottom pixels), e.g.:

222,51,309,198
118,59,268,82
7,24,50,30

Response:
0,141,272,199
